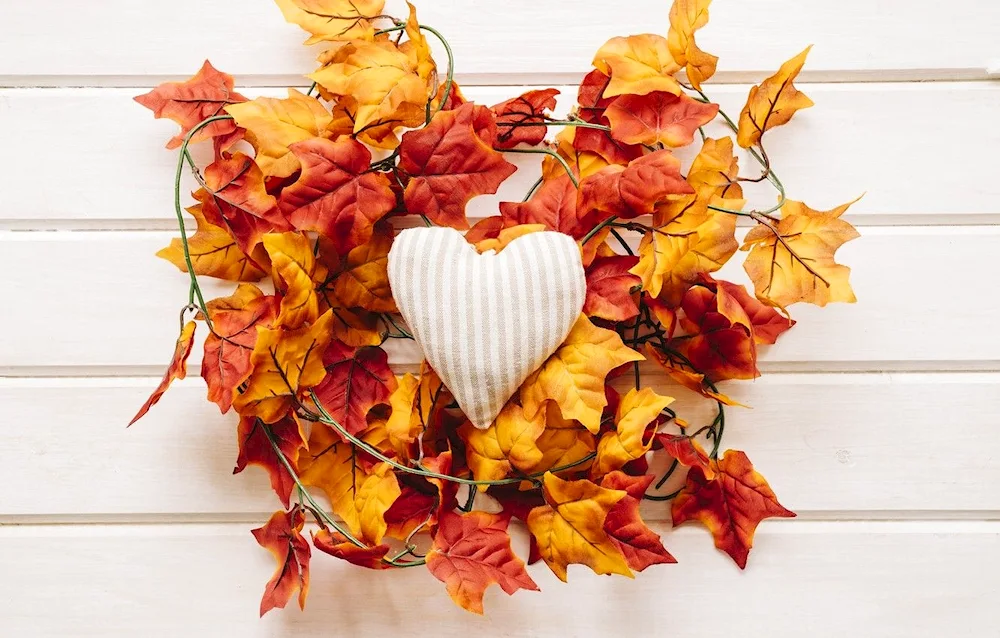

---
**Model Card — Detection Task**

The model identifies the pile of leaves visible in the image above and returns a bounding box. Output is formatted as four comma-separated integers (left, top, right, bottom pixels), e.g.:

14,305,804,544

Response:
131,0,859,616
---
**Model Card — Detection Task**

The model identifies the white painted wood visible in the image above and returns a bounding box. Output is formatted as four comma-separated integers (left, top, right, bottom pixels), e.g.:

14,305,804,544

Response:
2,228,998,370
0,1,996,84
2,373,998,518
3,83,998,227
0,521,996,637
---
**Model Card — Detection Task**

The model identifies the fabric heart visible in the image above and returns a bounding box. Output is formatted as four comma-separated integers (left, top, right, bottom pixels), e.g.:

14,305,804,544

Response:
387,227,586,429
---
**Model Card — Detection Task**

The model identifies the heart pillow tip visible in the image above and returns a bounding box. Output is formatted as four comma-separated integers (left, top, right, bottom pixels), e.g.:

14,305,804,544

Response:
388,226,586,430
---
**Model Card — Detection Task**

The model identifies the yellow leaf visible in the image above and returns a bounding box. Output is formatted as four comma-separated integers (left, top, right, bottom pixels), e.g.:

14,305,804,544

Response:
526,473,632,581
687,137,743,200
384,366,452,458
741,198,861,307
273,0,383,45
400,2,436,83
332,229,397,313
736,47,814,148
224,89,333,179
232,310,334,423
592,388,673,478
310,39,428,134
667,0,719,90
531,404,597,475
461,402,546,485
157,203,268,282
543,128,610,181
630,195,738,305
520,314,643,433
300,423,400,544
592,34,682,99
262,232,319,330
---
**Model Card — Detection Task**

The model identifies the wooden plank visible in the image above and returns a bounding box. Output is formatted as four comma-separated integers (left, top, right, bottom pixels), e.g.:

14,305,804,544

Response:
2,372,998,518
2,83,998,226
0,520,996,637
0,1,995,84
2,227,998,370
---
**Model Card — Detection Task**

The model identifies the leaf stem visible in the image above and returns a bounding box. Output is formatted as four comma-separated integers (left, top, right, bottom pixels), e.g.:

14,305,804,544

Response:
502,147,578,188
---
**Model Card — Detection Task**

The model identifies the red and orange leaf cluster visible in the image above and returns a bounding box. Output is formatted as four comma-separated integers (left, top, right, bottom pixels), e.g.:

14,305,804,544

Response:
132,0,857,617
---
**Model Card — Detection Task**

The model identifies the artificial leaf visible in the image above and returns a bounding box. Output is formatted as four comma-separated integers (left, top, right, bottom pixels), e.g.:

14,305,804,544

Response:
578,150,693,222
134,60,246,150
201,284,280,412
491,88,560,149
499,173,586,237
311,341,397,437
399,103,517,228
667,0,719,90
658,433,713,475
274,0,383,44
129,321,196,425
312,529,390,569
715,279,795,344
530,403,597,475
385,365,452,456
327,95,405,150
157,203,268,282
672,449,795,568
473,223,544,254
592,387,673,478
461,402,546,484
199,153,290,254
687,137,743,200
630,195,738,304
573,70,644,167
675,284,759,381
741,198,860,307
600,472,675,570
644,344,744,406
520,314,644,433
426,510,539,614
400,1,437,83
300,422,401,543
592,35,683,98
584,255,641,322
736,47,814,148
331,227,397,312
605,91,718,147
278,137,396,255
263,232,319,330
233,310,335,423
253,507,311,616
526,473,632,581
382,482,438,540
224,89,333,178
310,39,427,133
544,128,611,182
235,414,307,507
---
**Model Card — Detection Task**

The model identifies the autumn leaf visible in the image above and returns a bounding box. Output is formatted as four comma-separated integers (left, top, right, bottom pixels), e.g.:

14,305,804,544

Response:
600,472,675,570
157,203,268,282
530,404,597,475
741,198,861,307
224,89,333,179
526,473,632,581
252,507,311,616
736,47,814,148
310,341,397,437
672,449,795,568
300,422,401,544
584,255,641,321
644,344,744,406
312,529,390,569
198,153,290,254
667,0,719,90
382,482,438,540
201,284,280,412
715,279,794,344
521,314,643,433
658,433,713,475
331,227,397,313
263,232,320,330
544,127,612,182
134,60,246,150
675,284,759,382
385,365,452,457
630,195,738,304
235,414,307,507
473,224,545,254
461,402,546,484
605,91,718,147
578,150,693,222
592,388,673,478
592,35,683,98
277,137,396,255
310,39,427,133
400,1,437,83
491,88,560,150
687,137,743,200
129,321,196,425
499,173,586,237
274,0,383,44
233,310,335,423
399,103,517,228
426,510,539,614
573,70,644,167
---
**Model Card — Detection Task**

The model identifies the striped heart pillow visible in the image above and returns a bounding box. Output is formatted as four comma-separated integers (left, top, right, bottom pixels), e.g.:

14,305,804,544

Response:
387,227,586,429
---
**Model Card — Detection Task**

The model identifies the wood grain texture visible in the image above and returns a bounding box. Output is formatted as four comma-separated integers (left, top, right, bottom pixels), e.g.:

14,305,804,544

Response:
0,0,996,84
2,228,997,370
3,83,998,227
0,521,996,637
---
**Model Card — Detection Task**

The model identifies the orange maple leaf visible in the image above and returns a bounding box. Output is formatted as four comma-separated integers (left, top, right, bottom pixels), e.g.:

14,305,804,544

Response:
583,255,641,322
128,320,197,425
312,529,390,569
490,88,560,150
736,47,814,149
310,341,397,437
252,507,311,616
605,91,718,148
235,415,307,507
601,472,676,570
578,150,694,221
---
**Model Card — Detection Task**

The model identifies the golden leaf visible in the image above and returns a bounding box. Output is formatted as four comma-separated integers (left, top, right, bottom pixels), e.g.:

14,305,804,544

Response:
461,402,546,484
667,0,719,90
736,47,814,148
531,404,597,475
273,0,383,45
592,34,682,99
687,137,743,200
592,388,673,478
262,232,319,330
157,203,268,282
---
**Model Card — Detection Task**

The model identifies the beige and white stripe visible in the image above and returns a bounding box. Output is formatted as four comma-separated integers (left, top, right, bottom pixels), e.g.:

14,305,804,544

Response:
387,227,586,429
